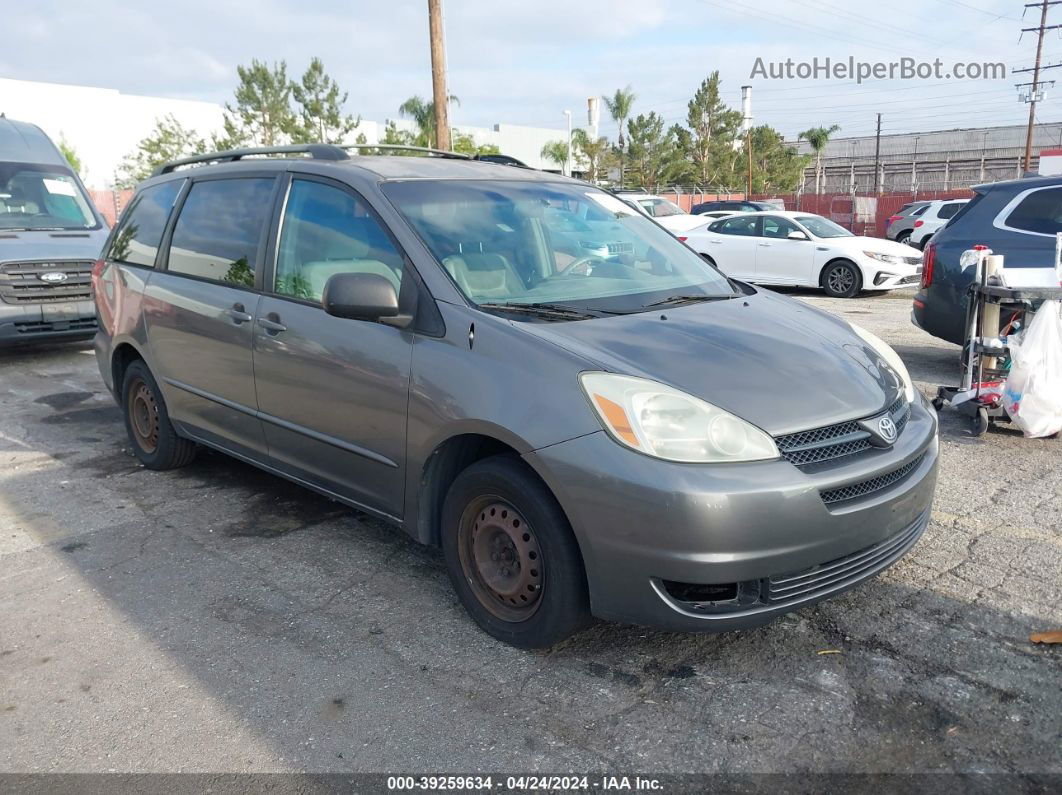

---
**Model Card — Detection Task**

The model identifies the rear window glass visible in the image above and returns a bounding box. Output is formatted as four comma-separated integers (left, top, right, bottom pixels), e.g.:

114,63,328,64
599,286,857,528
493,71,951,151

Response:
167,178,275,287
107,180,182,267
1004,187,1062,235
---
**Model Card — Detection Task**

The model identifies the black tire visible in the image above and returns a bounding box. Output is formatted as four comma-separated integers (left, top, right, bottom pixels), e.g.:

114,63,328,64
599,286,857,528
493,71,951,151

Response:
895,231,912,246
441,455,591,648
821,260,863,298
971,407,990,437
931,396,944,412
121,360,197,470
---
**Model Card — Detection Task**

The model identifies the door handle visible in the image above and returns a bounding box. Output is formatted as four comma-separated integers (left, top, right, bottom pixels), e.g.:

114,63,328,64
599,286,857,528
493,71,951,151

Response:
759,242,772,247
257,313,287,334
225,303,253,324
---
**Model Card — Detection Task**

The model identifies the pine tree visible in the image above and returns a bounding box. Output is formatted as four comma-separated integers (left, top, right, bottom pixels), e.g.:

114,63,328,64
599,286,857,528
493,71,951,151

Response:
216,60,298,148
116,115,207,187
291,58,360,144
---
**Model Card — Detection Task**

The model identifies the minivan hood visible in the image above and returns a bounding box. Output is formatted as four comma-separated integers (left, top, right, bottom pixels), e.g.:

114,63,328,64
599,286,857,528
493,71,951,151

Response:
0,229,108,263
515,289,902,436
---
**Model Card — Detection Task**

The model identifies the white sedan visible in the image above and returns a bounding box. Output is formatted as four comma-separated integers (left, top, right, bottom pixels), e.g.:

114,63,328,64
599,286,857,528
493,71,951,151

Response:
682,211,923,298
615,192,709,234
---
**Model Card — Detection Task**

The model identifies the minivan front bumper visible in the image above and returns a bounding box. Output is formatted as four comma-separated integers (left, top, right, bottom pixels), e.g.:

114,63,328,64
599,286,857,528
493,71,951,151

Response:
526,397,939,632
0,300,97,346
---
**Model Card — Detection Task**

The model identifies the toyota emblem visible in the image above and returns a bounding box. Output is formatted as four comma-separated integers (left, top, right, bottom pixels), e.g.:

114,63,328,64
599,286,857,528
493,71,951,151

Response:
878,416,898,444
38,271,69,284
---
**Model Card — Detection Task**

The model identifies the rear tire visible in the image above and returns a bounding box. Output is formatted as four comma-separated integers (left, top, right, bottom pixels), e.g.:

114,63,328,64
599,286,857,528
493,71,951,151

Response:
121,360,197,470
821,260,862,298
441,455,591,648
896,231,912,246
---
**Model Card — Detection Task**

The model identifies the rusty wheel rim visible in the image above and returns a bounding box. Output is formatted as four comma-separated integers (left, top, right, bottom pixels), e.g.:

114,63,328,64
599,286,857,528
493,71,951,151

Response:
459,498,543,622
128,378,159,454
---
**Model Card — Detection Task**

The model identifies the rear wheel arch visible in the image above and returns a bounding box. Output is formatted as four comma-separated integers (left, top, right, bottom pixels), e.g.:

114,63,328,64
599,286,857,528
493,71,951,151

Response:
111,342,147,395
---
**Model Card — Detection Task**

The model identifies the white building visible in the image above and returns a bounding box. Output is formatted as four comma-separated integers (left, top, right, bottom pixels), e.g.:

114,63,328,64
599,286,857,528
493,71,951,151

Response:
0,77,567,187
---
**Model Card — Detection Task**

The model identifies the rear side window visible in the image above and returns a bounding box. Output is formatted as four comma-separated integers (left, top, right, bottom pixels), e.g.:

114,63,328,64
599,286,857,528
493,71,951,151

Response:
938,202,964,220
106,181,182,267
911,205,929,217
717,216,758,236
274,179,404,302
167,178,275,287
1003,187,1062,235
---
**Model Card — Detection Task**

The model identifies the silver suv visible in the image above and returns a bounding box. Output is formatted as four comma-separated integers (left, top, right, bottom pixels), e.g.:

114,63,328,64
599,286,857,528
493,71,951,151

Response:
0,117,109,345
93,144,939,648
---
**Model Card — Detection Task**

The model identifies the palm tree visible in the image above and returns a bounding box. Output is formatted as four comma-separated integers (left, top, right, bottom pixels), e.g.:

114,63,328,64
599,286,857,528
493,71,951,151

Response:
603,86,636,188
798,124,841,194
571,129,611,183
540,140,570,172
398,94,460,148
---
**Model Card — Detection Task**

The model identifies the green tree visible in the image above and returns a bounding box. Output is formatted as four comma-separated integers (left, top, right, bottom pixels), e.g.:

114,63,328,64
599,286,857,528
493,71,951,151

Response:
744,125,808,194
540,139,570,171
217,59,298,148
116,115,207,187
452,131,501,156
398,94,460,148
625,112,681,192
798,124,841,194
571,129,612,183
603,86,636,187
290,57,360,143
685,72,743,188
57,135,83,178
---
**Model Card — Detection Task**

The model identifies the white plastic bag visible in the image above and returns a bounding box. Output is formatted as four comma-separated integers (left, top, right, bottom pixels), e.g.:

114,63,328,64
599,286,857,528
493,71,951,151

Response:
1002,300,1062,437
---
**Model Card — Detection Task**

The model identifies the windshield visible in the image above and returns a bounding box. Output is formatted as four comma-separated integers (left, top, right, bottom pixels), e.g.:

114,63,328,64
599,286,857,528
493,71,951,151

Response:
0,162,99,231
794,215,853,238
383,180,737,314
640,198,685,217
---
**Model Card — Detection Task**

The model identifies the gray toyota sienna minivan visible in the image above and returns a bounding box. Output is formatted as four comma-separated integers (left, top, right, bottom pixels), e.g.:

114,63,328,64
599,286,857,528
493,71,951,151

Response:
93,144,939,648
1,117,108,345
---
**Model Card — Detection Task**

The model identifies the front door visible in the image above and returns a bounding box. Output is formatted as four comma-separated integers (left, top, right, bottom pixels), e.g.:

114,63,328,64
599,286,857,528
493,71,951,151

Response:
145,175,278,458
251,175,412,519
754,215,816,285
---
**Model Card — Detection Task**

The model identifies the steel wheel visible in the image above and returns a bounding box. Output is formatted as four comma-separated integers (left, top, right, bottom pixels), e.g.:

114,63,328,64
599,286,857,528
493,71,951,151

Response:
127,377,160,454
458,498,543,622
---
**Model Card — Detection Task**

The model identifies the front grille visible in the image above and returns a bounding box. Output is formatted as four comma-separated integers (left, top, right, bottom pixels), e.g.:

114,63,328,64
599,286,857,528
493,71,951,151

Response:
0,260,94,304
776,394,910,468
766,512,927,604
820,452,926,506
902,256,922,266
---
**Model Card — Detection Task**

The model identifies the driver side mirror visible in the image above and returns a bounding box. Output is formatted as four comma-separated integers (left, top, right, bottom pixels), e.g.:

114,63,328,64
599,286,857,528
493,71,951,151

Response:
787,230,810,241
322,272,413,328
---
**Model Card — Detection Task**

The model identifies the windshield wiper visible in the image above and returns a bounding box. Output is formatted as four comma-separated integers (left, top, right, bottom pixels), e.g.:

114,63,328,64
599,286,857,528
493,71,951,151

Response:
642,294,734,309
478,302,598,320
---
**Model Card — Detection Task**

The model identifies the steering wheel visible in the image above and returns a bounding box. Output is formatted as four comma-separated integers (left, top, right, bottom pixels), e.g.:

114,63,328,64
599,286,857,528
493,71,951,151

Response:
560,255,605,277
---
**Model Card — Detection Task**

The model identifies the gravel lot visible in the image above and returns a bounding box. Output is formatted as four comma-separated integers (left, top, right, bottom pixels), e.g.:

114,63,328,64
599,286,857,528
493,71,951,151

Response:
1,288,1059,778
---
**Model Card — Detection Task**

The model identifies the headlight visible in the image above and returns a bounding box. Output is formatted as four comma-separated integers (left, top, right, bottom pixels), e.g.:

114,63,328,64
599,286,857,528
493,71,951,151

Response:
849,323,916,403
863,250,904,265
579,373,779,463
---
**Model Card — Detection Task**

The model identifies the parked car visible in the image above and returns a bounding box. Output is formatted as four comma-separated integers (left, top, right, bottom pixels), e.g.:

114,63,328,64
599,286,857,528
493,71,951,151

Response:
909,199,970,250
684,211,923,298
884,201,930,245
691,200,776,215
913,175,1062,346
94,145,938,648
0,117,109,345
613,191,707,234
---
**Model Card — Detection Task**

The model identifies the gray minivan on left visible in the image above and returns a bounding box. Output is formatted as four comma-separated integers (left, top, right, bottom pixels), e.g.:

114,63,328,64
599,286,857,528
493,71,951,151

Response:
0,116,108,345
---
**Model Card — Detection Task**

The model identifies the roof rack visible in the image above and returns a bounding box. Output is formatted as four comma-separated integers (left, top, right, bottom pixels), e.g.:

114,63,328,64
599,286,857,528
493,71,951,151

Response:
342,143,470,160
153,143,350,176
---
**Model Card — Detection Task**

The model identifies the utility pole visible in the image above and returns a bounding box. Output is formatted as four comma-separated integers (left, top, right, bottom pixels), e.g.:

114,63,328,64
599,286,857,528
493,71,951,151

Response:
428,0,451,151
1015,1,1062,172
873,113,882,194
746,128,753,198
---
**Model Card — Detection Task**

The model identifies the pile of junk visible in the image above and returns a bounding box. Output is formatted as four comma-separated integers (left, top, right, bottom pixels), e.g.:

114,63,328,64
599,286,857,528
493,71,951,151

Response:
934,238,1062,438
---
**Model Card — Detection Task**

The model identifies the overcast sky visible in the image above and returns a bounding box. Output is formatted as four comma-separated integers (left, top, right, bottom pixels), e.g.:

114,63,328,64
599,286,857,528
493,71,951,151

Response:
3,0,1057,142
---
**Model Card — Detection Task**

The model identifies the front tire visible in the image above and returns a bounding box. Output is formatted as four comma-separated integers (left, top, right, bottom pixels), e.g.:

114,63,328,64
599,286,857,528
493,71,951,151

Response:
121,360,197,470
441,455,591,648
821,260,863,298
